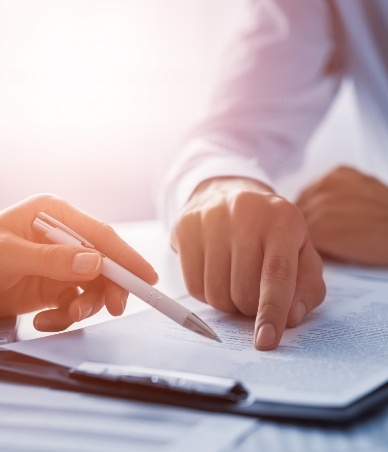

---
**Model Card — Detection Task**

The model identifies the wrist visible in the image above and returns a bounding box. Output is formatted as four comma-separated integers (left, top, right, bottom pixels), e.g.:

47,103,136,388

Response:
192,176,274,199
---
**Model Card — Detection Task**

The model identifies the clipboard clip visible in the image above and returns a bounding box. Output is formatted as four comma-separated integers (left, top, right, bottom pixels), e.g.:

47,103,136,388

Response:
70,361,249,403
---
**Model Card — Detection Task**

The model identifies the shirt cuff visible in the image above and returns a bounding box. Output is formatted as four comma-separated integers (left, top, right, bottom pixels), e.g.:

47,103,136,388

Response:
157,141,274,230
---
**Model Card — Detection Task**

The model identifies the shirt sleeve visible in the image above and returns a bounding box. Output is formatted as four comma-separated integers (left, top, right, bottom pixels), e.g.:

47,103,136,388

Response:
157,0,343,229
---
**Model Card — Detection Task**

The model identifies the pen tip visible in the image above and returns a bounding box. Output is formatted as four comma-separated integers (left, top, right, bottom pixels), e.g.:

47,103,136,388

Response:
184,313,222,342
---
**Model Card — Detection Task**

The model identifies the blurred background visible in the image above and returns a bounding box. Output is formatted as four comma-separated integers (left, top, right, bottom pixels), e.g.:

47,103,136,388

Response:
0,0,364,222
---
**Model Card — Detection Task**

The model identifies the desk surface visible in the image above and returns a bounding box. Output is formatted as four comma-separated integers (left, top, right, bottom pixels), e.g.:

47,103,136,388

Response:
10,220,388,451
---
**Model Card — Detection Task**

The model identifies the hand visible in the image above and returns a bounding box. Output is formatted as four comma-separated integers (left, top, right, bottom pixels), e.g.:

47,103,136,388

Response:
171,177,325,350
0,194,158,331
296,166,388,265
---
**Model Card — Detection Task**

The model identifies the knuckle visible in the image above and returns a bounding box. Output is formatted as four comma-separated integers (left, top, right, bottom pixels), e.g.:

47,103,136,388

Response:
334,164,352,175
230,190,260,217
267,195,290,211
316,178,331,192
269,197,305,226
319,165,351,188
204,285,236,313
88,220,115,245
283,201,304,224
197,191,230,226
172,214,201,252
201,204,223,227
262,255,293,284
258,299,285,320
41,244,63,269
91,220,110,235
173,211,199,239
231,294,258,316
27,193,63,209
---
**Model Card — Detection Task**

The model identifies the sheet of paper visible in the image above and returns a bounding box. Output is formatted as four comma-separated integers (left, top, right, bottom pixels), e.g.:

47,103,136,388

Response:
0,380,256,452
4,265,388,408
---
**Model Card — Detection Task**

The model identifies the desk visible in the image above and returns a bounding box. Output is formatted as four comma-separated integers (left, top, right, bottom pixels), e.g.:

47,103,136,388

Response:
9,220,388,451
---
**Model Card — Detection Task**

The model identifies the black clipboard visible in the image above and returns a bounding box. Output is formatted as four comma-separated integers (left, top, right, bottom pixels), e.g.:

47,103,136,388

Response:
1,349,387,423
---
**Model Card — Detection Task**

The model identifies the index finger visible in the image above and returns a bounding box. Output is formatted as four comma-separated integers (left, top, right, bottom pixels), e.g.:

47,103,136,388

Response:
254,229,302,351
28,195,158,285
76,219,158,285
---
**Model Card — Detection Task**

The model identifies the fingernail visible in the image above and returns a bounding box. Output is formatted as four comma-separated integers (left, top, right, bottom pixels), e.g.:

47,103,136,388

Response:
78,301,93,321
255,323,276,348
34,318,52,331
121,292,128,313
72,252,101,275
294,301,307,325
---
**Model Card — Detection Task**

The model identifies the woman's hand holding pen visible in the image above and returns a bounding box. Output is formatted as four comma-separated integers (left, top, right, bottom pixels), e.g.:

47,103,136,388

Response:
171,176,326,351
0,194,158,331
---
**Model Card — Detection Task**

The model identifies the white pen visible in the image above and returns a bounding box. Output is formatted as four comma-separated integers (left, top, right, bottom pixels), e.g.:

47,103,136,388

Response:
33,212,221,342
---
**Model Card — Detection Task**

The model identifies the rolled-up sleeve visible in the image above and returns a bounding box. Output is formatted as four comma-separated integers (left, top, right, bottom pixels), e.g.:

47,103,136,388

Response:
157,0,343,229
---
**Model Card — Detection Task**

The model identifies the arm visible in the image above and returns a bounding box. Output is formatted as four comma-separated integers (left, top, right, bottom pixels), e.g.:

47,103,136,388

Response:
159,0,343,228
158,0,343,349
0,194,158,331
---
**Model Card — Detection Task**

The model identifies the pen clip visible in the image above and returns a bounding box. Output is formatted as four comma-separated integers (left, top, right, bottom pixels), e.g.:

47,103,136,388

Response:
35,212,94,249
69,361,249,403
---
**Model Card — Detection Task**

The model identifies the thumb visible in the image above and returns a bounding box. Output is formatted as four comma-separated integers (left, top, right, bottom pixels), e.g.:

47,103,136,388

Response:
2,233,102,281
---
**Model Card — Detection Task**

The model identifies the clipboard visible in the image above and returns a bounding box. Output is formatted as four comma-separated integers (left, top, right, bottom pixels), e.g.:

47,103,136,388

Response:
0,316,18,345
1,349,388,423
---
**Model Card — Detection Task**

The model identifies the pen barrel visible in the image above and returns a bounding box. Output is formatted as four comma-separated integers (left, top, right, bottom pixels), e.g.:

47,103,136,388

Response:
43,227,87,247
39,225,191,327
102,258,190,325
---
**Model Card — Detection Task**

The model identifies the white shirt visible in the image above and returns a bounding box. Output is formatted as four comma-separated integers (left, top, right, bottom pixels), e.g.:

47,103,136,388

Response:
157,0,388,228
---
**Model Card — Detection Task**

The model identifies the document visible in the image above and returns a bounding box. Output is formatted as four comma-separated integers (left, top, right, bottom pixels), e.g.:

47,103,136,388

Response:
4,264,388,408
0,381,256,452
